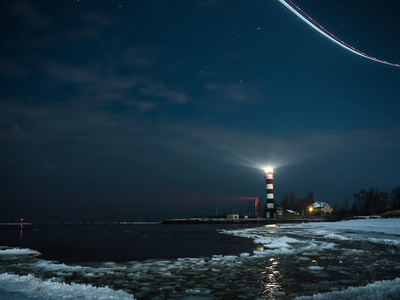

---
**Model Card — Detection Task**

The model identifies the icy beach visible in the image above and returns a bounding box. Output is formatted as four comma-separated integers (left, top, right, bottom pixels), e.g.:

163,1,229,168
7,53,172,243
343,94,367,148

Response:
0,218,399,299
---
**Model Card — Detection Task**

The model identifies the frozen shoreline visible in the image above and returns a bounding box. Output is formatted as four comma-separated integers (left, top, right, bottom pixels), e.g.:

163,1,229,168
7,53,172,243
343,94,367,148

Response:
0,273,136,300
297,218,400,235
1,218,399,299
162,217,335,224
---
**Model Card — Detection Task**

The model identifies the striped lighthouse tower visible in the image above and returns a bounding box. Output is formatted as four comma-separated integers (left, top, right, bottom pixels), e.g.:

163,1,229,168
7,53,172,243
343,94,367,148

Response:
264,168,275,219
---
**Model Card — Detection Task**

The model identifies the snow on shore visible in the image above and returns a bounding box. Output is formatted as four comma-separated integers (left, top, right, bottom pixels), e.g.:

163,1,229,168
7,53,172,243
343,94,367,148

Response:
223,218,400,247
299,218,400,235
295,277,400,300
0,273,135,300
284,218,400,248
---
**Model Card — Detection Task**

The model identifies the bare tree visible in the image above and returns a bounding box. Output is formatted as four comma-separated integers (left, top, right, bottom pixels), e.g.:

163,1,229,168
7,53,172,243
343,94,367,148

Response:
391,186,400,210
354,188,389,215
281,193,289,209
353,189,367,214
289,191,297,211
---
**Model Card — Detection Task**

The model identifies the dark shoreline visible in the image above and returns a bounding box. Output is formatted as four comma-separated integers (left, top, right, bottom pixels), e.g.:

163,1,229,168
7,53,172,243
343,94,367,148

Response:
0,218,338,229
162,217,337,225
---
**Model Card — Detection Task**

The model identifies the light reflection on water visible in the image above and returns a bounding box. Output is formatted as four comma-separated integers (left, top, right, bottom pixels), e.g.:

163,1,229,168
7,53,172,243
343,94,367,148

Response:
264,224,279,234
255,245,264,252
261,257,285,298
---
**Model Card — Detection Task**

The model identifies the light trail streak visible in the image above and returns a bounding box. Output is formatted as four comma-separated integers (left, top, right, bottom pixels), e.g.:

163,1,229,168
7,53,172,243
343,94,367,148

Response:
278,0,400,67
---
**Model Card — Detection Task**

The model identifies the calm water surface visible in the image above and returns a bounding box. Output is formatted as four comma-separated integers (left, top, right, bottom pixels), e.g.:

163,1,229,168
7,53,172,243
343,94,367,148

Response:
1,223,257,263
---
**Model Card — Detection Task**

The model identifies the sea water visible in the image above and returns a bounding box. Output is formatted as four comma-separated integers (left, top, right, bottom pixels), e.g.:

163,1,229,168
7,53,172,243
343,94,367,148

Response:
1,219,400,299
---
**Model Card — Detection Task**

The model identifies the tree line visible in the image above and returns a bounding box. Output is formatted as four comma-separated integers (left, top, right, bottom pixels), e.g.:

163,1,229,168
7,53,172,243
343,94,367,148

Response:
342,186,400,216
277,186,400,216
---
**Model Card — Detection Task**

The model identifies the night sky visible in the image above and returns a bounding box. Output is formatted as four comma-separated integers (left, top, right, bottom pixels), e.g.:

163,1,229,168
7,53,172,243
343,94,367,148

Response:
1,0,400,222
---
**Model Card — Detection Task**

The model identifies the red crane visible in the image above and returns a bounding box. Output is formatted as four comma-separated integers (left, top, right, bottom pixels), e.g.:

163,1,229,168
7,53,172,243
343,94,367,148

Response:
254,197,259,218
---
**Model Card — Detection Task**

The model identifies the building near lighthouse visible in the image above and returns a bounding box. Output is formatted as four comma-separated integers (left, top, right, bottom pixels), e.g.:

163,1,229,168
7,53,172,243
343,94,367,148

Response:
264,167,276,219
308,202,333,216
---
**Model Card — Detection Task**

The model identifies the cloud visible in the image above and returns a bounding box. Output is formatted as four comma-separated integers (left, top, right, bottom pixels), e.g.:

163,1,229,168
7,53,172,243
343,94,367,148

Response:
225,84,251,102
40,61,102,85
39,60,188,108
204,82,259,103
7,0,51,27
0,60,29,78
81,11,116,27
122,47,159,68
196,0,226,8
139,81,188,104
0,126,27,145
123,99,159,112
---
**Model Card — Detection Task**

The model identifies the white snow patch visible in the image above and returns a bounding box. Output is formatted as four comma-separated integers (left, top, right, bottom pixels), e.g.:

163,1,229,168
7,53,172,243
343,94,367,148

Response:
295,277,400,300
0,273,136,300
0,248,40,258
308,265,324,271
307,218,400,236
253,235,300,248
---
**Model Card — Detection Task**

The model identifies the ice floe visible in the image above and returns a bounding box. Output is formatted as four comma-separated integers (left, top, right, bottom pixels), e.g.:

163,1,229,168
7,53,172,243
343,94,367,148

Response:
295,277,400,300
0,273,135,300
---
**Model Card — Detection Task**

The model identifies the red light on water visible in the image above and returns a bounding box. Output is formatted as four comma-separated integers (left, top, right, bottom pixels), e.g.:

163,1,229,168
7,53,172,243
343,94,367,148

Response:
20,218,24,242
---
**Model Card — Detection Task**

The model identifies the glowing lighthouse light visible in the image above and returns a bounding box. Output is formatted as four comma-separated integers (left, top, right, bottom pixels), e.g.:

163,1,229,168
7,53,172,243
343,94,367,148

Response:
263,167,273,173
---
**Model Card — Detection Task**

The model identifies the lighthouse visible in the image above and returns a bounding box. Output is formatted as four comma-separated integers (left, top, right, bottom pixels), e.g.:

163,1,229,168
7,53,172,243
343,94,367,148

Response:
264,167,275,218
